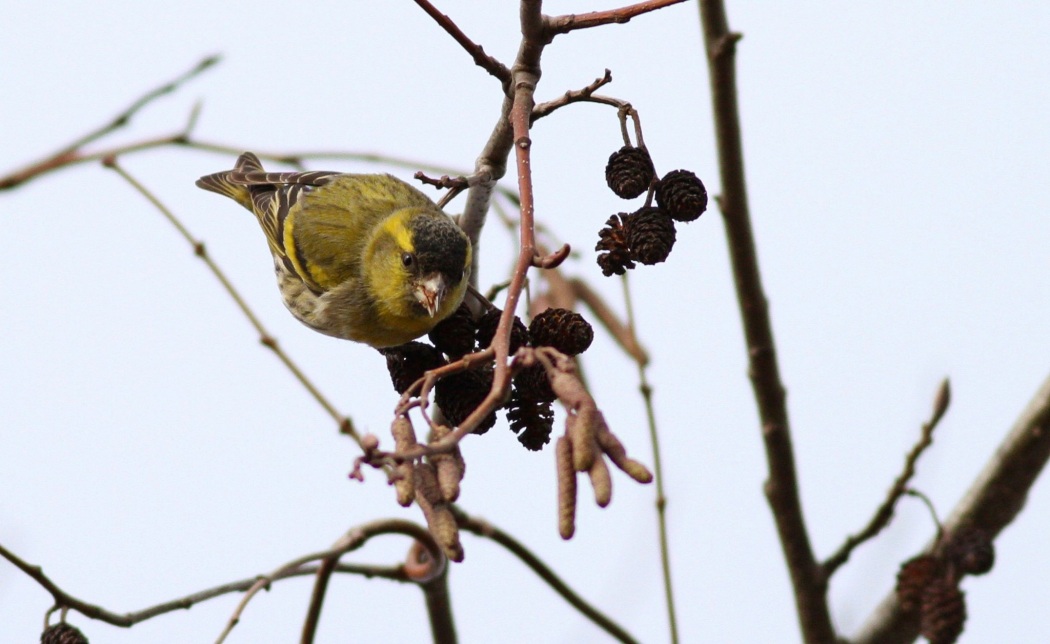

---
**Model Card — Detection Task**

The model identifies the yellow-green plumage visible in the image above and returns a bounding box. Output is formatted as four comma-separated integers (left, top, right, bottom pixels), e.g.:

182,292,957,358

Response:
196,152,471,348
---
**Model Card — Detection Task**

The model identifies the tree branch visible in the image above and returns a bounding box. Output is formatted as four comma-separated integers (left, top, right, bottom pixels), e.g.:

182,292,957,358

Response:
619,273,678,642
545,0,688,36
853,372,1050,643
531,69,616,120
0,541,405,628
216,519,445,643
822,379,951,575
0,55,217,191
413,0,512,84
454,507,640,644
697,2,835,642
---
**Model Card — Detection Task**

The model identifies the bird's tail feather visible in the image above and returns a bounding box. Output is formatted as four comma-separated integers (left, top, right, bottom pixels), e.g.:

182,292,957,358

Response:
194,152,265,210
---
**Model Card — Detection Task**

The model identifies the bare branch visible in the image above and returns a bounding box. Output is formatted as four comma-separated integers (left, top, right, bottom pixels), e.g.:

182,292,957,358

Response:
411,540,458,644
301,535,455,644
0,541,406,629
698,1,834,641
545,0,688,36
300,556,340,644
618,273,678,641
415,171,471,191
454,507,640,644
413,0,511,83
853,373,1050,643
0,56,217,191
531,69,616,120
823,379,951,576
216,519,444,643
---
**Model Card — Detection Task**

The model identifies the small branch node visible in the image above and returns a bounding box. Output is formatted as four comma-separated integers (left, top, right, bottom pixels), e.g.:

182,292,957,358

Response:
532,243,571,269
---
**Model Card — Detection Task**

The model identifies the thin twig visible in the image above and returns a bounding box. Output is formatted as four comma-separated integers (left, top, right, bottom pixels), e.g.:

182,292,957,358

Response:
454,507,640,644
0,540,405,628
298,536,457,644
300,556,340,644
698,2,835,641
822,379,951,575
531,69,615,120
545,0,688,36
216,519,444,643
415,541,458,644
0,56,218,190
532,243,571,269
103,159,360,444
412,0,511,83
853,372,1050,643
903,488,944,543
620,273,679,643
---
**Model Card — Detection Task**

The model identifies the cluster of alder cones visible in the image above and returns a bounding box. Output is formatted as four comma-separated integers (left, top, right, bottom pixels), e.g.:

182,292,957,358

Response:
597,145,708,276
383,305,593,451
895,527,995,644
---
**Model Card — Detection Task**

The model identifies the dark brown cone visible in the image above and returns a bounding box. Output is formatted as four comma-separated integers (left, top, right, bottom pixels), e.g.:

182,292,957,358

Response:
382,342,448,394
656,169,708,222
529,308,594,356
595,213,636,276
428,303,476,358
896,554,941,615
434,366,497,434
475,308,529,354
920,576,967,644
513,364,556,403
605,146,655,199
42,623,89,644
626,207,676,265
506,394,555,451
945,527,995,576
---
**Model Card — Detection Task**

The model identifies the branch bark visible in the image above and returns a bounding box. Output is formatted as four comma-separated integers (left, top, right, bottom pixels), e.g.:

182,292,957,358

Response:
697,2,835,642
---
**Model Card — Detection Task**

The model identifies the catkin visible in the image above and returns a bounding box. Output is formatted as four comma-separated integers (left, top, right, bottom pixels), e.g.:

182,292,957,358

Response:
556,436,577,539
391,416,417,506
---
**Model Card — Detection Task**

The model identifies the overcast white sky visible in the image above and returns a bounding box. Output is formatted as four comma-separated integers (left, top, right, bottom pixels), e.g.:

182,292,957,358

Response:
2,2,1048,642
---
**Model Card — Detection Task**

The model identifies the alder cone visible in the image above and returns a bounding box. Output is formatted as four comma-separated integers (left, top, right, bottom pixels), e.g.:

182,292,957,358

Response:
656,169,708,222
383,341,447,394
42,623,89,644
428,304,476,358
920,576,967,644
595,213,635,276
626,207,677,265
896,555,940,615
605,146,655,199
435,366,497,434
506,394,555,451
946,527,995,576
529,308,594,356
475,308,528,353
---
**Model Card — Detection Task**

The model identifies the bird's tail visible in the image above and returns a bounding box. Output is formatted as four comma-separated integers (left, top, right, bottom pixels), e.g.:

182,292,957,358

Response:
195,152,265,211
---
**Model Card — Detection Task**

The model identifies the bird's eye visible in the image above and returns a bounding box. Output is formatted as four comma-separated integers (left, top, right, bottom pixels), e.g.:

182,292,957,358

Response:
401,252,415,268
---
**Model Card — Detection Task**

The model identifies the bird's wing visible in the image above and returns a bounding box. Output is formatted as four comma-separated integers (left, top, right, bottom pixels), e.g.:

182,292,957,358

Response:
227,170,338,253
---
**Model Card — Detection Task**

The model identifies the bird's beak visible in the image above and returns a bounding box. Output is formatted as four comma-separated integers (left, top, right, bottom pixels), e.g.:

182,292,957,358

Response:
416,274,448,318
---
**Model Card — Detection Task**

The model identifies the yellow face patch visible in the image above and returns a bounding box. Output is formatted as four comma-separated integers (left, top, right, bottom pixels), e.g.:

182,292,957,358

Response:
380,209,417,254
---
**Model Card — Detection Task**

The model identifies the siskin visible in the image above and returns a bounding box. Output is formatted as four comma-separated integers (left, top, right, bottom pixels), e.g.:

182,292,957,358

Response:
196,152,471,348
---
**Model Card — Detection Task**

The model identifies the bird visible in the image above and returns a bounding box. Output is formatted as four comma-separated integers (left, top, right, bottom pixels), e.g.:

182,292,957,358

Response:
196,152,471,348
